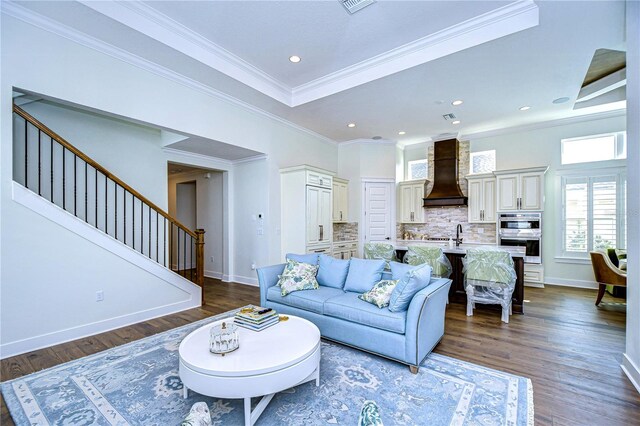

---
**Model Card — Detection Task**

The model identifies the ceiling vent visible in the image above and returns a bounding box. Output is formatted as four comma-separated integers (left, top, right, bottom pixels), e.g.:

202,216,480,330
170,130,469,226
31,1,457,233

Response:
341,0,375,14
442,113,457,121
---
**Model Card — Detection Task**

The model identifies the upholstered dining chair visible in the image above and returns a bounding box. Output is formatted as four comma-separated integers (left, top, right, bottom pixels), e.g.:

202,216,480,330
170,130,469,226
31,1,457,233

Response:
404,245,452,278
590,250,627,306
363,242,396,268
463,248,516,323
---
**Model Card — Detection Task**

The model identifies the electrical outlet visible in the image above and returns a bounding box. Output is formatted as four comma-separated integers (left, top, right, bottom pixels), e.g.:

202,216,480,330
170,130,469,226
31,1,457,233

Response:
257,228,264,236
251,263,257,270
96,290,104,302
210,256,214,262
477,228,484,234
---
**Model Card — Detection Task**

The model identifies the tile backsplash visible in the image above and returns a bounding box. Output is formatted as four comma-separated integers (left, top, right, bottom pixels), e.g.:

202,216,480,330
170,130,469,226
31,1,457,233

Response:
401,212,497,244
333,222,358,242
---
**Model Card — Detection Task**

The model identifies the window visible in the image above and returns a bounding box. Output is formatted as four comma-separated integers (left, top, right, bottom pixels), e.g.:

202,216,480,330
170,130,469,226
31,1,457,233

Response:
469,150,496,174
561,132,626,165
407,159,427,180
561,169,626,258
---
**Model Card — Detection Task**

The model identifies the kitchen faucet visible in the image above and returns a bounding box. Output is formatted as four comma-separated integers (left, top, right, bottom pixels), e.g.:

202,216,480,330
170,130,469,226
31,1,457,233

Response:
455,224,463,247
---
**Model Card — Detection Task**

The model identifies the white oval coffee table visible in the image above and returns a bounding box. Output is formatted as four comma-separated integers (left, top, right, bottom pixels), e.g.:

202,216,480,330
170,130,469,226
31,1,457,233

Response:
179,315,321,426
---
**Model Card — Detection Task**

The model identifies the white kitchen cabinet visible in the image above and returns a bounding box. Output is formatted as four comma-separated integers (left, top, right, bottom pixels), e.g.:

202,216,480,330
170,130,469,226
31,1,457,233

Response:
332,177,349,223
495,167,548,212
398,180,426,223
332,241,358,260
466,174,496,223
524,264,544,286
280,166,334,259
306,185,332,246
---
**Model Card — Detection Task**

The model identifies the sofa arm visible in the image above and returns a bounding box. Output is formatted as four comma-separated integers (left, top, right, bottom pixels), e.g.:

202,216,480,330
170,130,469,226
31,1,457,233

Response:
404,278,452,366
256,263,285,306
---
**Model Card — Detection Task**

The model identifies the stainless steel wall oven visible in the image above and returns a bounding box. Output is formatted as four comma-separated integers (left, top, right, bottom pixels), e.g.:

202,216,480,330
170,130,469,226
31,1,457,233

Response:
498,213,542,263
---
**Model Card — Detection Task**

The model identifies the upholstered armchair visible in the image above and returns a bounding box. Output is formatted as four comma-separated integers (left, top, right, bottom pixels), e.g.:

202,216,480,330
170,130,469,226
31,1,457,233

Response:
590,250,627,306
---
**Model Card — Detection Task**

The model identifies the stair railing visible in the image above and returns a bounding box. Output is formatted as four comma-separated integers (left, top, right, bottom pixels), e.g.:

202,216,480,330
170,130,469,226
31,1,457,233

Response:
12,104,205,305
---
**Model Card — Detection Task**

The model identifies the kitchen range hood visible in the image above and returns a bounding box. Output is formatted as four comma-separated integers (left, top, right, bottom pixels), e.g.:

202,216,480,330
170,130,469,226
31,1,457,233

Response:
423,138,468,207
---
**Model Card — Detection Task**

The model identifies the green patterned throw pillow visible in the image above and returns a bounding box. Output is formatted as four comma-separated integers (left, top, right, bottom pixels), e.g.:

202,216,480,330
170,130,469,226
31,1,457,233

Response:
358,400,383,426
277,259,319,296
359,279,399,309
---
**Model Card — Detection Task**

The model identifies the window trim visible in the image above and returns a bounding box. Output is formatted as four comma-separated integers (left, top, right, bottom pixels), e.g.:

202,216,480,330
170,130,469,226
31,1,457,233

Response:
469,149,496,174
556,165,626,261
560,131,626,165
406,159,428,181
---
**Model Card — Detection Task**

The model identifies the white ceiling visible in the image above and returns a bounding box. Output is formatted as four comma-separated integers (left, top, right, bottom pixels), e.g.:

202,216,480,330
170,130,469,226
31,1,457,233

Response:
7,0,627,146
142,0,511,87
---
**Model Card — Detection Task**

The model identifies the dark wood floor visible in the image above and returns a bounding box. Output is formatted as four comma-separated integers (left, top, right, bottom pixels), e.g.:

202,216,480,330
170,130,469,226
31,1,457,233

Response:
2,278,638,425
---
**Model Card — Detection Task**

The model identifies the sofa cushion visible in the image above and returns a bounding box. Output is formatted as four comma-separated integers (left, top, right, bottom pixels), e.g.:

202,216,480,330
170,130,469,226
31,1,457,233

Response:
359,279,399,309
277,259,319,296
343,258,386,293
389,261,418,280
267,285,344,314
317,254,350,289
324,292,406,334
388,263,432,312
286,253,319,265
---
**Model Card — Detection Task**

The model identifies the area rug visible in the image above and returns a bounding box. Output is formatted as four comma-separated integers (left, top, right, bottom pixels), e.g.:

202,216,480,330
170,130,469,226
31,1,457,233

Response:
2,310,533,425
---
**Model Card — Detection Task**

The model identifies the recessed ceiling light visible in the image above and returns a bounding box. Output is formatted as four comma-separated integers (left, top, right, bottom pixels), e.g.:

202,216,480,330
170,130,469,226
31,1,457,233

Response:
452,100,463,106
347,123,356,128
289,55,301,63
398,131,406,135
452,120,461,125
519,106,531,111
553,97,570,104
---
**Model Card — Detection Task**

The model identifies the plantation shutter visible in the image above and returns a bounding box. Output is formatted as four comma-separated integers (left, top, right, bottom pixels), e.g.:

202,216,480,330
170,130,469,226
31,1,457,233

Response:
564,177,588,253
591,176,617,250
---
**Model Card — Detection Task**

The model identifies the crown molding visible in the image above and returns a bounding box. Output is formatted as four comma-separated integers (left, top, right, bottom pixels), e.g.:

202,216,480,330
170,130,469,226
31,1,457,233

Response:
163,147,267,166
400,140,434,151
77,0,292,105
232,154,269,165
163,147,234,167
1,1,336,147
290,0,539,106
339,138,397,147
461,108,627,141
73,0,537,107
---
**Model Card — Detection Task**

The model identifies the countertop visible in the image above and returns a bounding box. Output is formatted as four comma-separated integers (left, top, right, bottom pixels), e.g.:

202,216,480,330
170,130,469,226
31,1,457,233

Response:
394,240,526,257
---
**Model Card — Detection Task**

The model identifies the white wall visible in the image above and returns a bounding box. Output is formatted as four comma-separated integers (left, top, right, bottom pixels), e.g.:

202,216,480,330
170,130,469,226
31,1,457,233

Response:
168,170,225,277
403,142,431,180
623,0,640,393
17,101,168,207
1,14,337,353
337,143,362,223
337,141,397,255
469,114,627,287
234,160,269,283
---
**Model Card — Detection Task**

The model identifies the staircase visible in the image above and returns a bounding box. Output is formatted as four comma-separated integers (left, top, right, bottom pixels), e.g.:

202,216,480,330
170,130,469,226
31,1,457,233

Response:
12,104,205,304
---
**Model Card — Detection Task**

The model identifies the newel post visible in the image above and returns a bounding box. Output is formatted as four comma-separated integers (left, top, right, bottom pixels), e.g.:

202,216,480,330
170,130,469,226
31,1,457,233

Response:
195,229,206,306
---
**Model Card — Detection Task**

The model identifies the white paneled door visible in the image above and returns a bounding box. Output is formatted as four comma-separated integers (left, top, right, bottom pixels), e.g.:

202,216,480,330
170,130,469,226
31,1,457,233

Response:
364,182,393,243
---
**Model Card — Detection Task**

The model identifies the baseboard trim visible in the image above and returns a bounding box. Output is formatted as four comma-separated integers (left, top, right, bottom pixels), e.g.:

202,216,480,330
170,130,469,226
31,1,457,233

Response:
221,274,258,287
0,297,200,359
205,270,223,279
543,276,598,289
524,282,545,288
622,354,640,394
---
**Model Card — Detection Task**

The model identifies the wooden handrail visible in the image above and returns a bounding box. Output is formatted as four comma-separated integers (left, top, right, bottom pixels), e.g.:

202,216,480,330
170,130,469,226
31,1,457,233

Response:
13,104,196,239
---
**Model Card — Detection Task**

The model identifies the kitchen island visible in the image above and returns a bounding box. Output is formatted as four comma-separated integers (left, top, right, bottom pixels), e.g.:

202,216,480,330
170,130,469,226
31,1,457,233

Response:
394,241,526,314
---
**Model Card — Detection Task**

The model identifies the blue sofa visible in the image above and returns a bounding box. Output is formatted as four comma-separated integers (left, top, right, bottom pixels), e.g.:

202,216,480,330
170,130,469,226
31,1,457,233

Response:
256,262,451,373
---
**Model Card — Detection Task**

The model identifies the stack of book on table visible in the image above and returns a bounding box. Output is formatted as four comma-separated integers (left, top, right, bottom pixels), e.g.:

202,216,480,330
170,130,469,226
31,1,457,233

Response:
234,305,279,331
